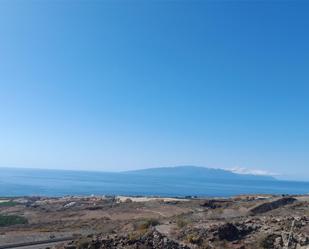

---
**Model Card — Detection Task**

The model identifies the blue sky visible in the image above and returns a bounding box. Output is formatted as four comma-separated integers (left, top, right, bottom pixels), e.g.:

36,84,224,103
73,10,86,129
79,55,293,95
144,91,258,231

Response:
0,1,308,180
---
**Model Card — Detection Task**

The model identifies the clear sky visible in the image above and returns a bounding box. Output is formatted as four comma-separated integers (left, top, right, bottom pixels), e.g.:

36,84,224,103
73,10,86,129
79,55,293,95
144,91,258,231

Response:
0,1,308,180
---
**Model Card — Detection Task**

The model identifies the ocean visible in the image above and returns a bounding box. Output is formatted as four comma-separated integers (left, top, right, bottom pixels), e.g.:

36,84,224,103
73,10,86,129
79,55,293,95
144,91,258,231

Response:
1,167,309,197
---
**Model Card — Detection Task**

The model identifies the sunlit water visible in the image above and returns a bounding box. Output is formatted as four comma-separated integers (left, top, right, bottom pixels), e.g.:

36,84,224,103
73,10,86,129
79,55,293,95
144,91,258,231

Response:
1,167,309,197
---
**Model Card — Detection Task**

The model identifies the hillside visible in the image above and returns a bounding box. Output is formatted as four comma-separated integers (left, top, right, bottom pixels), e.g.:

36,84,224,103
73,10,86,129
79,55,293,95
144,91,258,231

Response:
123,166,276,181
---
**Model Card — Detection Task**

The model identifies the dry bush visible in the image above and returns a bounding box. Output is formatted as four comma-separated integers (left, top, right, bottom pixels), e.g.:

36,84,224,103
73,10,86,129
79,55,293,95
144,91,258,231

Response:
176,218,189,228
76,237,92,249
186,233,201,244
133,218,160,231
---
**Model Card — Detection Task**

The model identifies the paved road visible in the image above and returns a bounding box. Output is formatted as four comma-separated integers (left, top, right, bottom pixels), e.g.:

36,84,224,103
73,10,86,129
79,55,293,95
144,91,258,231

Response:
0,237,74,249
4,241,69,249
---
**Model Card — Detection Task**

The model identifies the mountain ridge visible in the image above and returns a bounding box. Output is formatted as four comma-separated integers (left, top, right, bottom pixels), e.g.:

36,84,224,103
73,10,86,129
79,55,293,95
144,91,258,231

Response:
122,165,276,181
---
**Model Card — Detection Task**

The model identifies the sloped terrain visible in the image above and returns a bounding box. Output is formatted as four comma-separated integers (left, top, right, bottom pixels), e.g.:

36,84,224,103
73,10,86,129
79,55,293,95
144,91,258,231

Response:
1,195,309,249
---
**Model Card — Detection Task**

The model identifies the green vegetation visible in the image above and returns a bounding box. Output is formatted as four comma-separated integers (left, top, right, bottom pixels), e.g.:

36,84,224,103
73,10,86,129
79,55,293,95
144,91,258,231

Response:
0,201,18,207
0,214,28,227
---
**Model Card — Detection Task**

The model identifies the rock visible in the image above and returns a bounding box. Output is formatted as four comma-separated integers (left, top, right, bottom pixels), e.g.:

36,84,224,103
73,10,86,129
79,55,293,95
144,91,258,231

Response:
74,230,190,249
64,246,76,249
297,234,309,246
200,199,230,209
274,236,283,248
260,234,282,249
218,223,241,241
250,197,297,215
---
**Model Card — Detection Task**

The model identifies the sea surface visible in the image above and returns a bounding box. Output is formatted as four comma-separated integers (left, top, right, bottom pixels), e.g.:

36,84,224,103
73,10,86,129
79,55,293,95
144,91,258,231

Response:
1,167,309,197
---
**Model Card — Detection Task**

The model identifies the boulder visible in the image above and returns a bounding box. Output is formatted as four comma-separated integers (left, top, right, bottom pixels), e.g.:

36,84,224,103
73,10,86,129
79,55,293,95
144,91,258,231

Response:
218,223,241,241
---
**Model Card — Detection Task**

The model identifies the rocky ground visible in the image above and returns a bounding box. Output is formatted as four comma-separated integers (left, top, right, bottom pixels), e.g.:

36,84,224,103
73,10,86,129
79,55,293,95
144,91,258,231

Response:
1,195,309,248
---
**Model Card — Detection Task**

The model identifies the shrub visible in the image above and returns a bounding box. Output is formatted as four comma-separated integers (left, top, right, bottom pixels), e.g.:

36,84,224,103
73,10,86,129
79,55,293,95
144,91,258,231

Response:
0,201,18,207
0,214,28,227
186,233,201,244
176,218,189,228
134,218,160,230
76,237,92,249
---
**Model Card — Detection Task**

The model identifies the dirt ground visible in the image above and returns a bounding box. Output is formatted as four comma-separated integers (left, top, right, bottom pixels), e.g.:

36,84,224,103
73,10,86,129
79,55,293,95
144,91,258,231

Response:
1,195,309,248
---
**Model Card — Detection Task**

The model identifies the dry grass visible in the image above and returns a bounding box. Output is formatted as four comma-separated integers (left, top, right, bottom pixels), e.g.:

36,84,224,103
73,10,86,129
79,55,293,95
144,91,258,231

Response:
133,218,160,231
